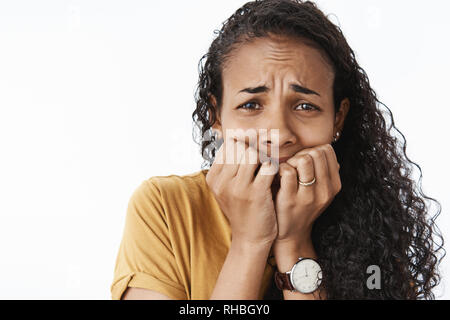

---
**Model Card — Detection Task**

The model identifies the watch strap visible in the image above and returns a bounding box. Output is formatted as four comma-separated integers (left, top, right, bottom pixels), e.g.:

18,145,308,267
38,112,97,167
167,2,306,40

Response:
274,270,295,291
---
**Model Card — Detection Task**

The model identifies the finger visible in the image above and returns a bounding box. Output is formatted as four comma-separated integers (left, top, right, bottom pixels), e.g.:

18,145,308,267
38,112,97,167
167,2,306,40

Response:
306,148,328,186
278,163,298,198
212,135,243,183
329,143,339,166
321,144,341,192
286,154,315,197
223,138,247,179
207,137,227,182
254,159,277,188
236,145,261,185
292,147,330,184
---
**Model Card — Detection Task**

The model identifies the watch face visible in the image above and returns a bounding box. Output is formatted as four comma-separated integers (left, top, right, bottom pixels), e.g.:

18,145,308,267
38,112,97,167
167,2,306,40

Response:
290,258,322,294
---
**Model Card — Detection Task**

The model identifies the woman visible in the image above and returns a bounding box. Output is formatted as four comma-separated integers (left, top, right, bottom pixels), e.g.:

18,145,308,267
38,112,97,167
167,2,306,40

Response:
111,0,444,300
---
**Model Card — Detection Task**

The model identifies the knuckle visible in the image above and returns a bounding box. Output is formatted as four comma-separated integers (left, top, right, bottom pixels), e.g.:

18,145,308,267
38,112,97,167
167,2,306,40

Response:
235,143,246,160
336,180,342,193
230,184,246,199
248,187,262,201
238,149,247,164
317,193,330,206
326,189,334,201
247,147,259,164
212,184,222,196
323,143,334,153
303,194,315,206
309,149,320,158
312,149,325,159
299,154,313,166
279,163,296,175
213,179,227,195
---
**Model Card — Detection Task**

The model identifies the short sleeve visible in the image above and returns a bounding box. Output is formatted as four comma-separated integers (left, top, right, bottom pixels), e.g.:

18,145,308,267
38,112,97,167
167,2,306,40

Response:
110,179,188,300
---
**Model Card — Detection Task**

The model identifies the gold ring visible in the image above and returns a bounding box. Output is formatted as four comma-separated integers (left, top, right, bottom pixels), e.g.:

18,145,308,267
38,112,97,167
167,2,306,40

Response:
298,177,316,186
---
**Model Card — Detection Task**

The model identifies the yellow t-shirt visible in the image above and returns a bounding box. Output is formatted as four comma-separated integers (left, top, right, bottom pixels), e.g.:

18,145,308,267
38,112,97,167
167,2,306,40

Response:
110,169,277,300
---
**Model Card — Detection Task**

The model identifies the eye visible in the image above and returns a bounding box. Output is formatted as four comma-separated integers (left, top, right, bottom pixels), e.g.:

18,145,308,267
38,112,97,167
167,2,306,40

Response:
236,101,320,112
236,101,261,112
295,103,319,112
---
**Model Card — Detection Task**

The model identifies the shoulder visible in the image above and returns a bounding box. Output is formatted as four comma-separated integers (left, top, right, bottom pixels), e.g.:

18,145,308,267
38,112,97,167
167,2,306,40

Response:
142,169,209,199
124,170,210,232
129,169,210,211
146,169,209,193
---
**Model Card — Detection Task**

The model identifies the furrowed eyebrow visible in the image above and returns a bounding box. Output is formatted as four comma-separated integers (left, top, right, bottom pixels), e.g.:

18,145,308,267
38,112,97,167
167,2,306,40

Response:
238,83,321,96
238,86,270,94
290,84,321,96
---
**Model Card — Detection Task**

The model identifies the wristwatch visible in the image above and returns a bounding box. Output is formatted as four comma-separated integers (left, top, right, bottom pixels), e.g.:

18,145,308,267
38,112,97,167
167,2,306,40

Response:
274,257,323,294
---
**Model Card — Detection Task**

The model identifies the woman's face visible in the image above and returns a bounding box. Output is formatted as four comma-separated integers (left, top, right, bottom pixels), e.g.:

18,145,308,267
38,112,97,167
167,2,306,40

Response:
212,34,349,159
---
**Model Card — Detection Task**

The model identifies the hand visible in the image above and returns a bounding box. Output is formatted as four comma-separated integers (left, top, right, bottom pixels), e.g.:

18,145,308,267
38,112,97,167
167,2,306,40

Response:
206,135,278,246
273,144,342,244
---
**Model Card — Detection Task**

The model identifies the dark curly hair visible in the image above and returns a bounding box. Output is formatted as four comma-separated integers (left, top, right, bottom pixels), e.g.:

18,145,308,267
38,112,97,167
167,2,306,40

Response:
191,0,445,299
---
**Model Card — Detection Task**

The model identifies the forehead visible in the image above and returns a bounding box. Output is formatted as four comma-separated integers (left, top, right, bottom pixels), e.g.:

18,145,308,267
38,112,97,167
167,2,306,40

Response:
222,35,335,93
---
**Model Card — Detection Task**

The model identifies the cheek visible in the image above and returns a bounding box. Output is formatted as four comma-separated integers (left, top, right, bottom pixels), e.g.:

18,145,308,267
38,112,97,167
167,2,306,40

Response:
298,118,334,145
220,111,254,132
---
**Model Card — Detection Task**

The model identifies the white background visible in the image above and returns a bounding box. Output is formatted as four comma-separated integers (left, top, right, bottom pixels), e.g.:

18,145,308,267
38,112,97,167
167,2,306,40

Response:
0,0,448,299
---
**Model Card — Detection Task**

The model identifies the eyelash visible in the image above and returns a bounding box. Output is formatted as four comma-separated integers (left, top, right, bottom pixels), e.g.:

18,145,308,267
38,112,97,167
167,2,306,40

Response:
236,101,320,112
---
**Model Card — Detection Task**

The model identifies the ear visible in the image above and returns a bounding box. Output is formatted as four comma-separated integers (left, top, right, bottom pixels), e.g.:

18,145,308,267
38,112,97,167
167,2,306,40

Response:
209,94,222,136
334,98,350,134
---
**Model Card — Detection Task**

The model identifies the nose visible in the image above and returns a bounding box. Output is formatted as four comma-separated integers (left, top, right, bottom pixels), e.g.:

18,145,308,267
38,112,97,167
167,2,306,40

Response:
259,107,297,151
